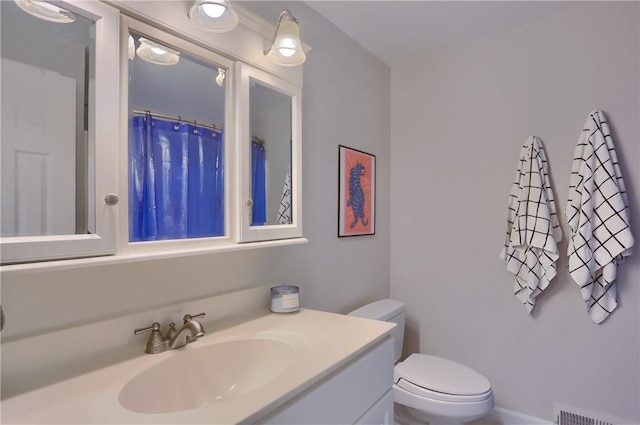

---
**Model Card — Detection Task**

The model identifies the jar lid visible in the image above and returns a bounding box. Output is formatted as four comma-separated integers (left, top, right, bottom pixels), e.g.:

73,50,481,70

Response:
271,285,299,293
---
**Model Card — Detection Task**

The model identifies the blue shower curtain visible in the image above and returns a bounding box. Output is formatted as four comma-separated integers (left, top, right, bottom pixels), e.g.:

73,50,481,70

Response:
129,115,224,241
251,139,266,226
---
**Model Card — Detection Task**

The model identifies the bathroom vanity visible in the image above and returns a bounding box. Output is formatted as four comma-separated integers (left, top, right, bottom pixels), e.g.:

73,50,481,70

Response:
1,309,395,424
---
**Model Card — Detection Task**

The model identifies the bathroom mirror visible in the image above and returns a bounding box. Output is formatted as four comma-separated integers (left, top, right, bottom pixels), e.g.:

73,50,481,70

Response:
1,0,119,264
249,81,292,226
127,28,229,243
1,0,95,237
237,63,302,242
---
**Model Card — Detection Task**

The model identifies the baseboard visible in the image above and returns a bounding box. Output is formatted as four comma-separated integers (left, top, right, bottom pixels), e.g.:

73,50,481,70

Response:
482,406,553,425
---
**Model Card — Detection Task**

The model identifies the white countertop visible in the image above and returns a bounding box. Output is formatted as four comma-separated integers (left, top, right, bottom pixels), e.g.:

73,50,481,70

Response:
1,309,394,424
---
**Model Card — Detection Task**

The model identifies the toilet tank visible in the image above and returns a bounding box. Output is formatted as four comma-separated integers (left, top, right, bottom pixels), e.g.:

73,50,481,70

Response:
348,299,405,363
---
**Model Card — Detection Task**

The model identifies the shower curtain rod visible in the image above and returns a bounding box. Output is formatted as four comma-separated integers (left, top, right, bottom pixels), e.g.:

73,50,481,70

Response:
131,109,222,132
252,135,266,145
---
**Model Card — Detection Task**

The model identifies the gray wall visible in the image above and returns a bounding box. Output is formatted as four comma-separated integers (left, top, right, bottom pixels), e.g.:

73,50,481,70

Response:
2,0,391,347
244,0,392,313
390,2,639,421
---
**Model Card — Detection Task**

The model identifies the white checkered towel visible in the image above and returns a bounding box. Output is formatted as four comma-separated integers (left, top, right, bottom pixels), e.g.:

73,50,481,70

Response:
276,168,292,224
566,110,634,324
500,136,562,313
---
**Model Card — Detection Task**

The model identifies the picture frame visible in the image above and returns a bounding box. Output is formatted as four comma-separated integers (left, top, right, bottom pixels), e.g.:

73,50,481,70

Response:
338,145,376,237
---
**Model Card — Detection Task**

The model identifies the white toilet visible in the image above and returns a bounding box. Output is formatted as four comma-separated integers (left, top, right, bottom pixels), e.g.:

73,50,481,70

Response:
348,299,493,425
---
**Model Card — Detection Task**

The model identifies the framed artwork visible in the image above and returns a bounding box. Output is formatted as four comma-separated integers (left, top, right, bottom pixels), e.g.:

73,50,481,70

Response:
338,145,376,237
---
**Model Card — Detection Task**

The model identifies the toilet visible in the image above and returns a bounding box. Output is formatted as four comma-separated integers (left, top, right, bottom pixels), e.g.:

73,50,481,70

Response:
348,299,493,424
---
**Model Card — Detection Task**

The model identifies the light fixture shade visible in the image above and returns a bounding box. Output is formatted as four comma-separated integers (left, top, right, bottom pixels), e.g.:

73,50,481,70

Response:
128,34,136,60
188,0,239,33
215,68,226,87
14,0,75,23
265,10,306,67
136,38,180,66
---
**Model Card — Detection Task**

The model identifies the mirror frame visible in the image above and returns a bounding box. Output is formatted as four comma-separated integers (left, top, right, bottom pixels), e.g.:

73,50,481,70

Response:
236,62,302,242
1,1,309,268
118,17,237,256
0,0,120,264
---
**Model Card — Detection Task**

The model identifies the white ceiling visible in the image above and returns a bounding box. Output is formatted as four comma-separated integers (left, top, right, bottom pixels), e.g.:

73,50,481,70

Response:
305,1,582,66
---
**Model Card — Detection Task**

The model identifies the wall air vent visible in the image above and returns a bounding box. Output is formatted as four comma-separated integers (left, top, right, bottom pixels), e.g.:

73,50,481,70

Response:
554,403,631,425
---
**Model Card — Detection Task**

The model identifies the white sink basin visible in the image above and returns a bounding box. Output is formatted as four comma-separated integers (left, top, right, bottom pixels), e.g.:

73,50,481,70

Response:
3,310,396,424
118,338,295,414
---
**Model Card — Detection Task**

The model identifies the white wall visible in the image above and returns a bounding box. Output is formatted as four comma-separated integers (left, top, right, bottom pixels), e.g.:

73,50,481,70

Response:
1,0,390,395
391,2,639,421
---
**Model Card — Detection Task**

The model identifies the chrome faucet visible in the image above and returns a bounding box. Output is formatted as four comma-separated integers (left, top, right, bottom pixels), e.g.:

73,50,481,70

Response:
169,313,206,349
134,312,206,354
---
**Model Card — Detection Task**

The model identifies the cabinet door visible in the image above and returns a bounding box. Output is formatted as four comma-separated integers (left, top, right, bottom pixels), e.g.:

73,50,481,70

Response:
236,63,302,242
122,17,234,253
354,390,394,425
1,1,120,264
256,337,394,424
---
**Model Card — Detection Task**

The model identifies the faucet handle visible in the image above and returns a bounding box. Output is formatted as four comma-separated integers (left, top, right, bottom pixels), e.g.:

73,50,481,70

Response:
134,322,168,354
164,322,177,342
183,312,205,323
134,322,162,335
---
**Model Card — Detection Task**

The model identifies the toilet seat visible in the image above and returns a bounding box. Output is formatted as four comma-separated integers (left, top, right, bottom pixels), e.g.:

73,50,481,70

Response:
396,378,492,403
394,354,492,402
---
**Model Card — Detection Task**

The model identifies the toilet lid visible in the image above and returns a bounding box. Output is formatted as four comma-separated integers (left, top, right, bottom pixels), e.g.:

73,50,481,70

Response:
394,354,491,396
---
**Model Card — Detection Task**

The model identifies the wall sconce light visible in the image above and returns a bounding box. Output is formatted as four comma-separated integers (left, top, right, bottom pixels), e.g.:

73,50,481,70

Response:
14,0,75,23
215,68,226,87
136,38,180,66
264,10,306,67
188,0,238,33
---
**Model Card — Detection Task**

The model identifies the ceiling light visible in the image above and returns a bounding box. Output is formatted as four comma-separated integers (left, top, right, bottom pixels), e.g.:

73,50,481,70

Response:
264,10,306,67
14,0,75,23
188,0,238,33
201,3,225,18
136,38,180,66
